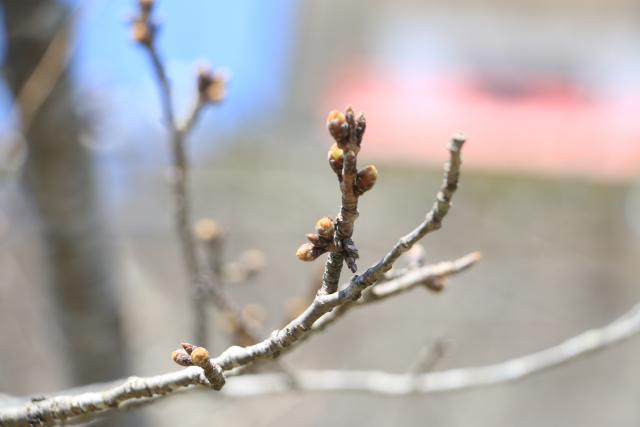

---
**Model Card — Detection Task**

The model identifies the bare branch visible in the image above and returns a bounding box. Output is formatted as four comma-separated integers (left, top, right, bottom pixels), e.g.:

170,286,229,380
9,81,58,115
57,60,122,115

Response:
309,252,480,336
4,300,640,425
132,1,225,346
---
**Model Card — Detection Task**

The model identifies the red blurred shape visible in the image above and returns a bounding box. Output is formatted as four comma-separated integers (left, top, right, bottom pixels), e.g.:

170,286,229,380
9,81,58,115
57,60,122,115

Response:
323,64,640,180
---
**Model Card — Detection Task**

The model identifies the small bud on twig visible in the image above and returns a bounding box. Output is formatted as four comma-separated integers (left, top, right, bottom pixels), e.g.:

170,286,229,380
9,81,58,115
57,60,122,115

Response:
197,66,226,103
315,217,334,238
190,347,209,365
326,110,347,143
328,143,344,177
194,218,220,242
356,165,378,195
172,343,225,390
131,20,154,46
171,349,193,366
296,242,325,262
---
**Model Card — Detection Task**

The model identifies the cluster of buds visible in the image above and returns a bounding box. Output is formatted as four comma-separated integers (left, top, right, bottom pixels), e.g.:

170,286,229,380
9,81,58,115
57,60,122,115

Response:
295,217,336,262
197,65,226,103
130,0,156,46
326,109,377,193
172,342,225,390
326,106,366,153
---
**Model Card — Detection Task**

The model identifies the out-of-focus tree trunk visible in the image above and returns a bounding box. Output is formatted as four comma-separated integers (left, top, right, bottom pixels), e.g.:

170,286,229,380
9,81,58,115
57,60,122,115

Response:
1,1,138,425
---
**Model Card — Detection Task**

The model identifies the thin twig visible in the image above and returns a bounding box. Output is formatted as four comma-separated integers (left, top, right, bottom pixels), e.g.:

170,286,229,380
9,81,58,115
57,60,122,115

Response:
135,3,213,345
309,252,480,336
4,300,640,425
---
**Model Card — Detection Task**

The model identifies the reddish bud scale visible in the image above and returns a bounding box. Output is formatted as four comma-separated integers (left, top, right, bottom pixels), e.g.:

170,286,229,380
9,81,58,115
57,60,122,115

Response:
181,342,196,354
172,349,193,366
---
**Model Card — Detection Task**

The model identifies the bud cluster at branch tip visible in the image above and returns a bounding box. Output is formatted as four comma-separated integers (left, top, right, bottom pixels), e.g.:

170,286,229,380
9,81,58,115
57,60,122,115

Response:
326,106,366,153
171,342,225,390
131,0,156,46
295,216,337,262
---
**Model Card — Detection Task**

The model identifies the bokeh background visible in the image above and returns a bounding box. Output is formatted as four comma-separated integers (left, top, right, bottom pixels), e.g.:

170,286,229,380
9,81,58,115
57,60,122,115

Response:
2,0,640,426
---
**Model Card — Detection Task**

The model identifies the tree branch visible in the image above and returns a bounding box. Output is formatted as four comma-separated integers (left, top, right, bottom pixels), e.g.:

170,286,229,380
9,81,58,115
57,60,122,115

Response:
308,252,480,336
320,107,368,294
0,134,470,425
4,300,640,425
132,1,224,346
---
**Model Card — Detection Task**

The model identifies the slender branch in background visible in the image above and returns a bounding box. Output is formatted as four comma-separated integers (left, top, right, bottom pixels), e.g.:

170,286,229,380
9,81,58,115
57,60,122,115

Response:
309,252,480,336
194,218,265,347
131,0,225,346
5,299,640,426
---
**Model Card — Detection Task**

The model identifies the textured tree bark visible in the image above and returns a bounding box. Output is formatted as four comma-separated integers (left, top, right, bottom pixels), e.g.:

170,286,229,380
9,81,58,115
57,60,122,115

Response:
1,1,137,425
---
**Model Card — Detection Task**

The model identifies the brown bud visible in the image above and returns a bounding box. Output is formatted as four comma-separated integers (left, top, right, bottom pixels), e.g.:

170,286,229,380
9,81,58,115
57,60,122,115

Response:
197,67,226,103
296,243,317,261
172,349,193,366
131,21,152,46
356,165,378,194
328,143,344,175
326,110,346,127
206,76,225,102
194,218,220,242
190,347,210,365
327,110,347,142
315,217,334,238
